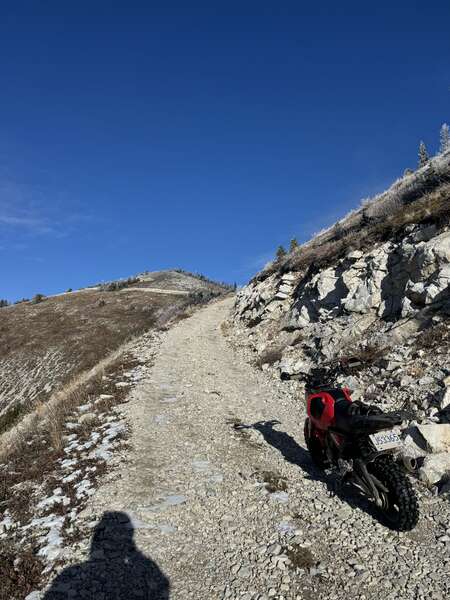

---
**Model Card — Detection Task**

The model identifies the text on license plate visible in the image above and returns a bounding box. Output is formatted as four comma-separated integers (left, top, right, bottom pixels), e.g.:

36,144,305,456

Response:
369,430,402,451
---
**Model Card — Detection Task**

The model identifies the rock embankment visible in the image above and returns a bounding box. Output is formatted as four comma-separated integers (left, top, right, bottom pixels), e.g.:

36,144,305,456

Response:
233,223,450,493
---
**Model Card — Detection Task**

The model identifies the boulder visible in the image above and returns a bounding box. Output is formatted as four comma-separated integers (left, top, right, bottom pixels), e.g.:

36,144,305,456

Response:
278,284,293,295
410,224,437,243
419,453,450,486
402,433,428,459
279,358,311,379
314,269,340,302
274,291,290,300
347,250,364,260
415,424,450,453
281,273,297,283
441,378,450,410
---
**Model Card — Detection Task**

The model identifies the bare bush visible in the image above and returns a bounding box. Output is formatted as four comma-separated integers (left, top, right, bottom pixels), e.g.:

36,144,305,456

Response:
99,277,140,292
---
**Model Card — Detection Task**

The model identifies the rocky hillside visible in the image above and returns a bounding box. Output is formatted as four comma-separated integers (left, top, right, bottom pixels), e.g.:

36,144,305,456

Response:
0,270,230,436
232,153,450,493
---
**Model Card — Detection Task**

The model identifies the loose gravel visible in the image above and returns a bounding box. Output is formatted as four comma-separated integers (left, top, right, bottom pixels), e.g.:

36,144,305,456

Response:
38,298,450,600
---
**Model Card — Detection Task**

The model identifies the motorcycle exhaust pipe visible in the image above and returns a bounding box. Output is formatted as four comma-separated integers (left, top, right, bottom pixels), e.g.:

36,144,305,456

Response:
400,455,419,473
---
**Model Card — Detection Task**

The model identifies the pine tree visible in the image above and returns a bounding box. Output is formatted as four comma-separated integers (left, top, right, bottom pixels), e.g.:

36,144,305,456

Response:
289,237,299,252
276,245,287,260
440,123,450,154
418,141,429,168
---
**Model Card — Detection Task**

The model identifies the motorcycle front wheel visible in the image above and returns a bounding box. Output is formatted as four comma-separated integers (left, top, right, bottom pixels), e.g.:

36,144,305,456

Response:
369,458,419,531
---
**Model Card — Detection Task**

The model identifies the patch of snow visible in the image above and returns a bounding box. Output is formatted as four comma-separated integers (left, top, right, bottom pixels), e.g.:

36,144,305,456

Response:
270,491,289,504
25,591,43,600
192,459,211,472
74,479,94,499
37,489,70,512
59,458,78,470
61,469,82,484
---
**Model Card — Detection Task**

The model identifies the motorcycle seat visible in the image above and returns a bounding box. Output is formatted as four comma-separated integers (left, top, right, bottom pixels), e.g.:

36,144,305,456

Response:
333,400,402,434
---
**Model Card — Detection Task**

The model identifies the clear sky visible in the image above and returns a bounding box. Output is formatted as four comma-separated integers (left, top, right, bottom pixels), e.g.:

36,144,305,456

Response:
1,2,449,301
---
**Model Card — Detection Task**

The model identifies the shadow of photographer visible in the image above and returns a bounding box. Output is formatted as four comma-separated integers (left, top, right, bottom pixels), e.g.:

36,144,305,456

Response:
43,511,170,599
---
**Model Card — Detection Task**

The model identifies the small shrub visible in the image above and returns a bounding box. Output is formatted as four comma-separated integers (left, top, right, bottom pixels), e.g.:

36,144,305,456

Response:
276,245,287,260
32,293,45,304
100,277,140,292
289,238,299,252
418,141,429,168
440,123,450,154
258,470,288,493
339,344,386,371
415,323,450,350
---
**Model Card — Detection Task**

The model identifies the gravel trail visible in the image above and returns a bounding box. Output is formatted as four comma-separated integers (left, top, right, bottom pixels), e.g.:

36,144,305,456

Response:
43,298,450,600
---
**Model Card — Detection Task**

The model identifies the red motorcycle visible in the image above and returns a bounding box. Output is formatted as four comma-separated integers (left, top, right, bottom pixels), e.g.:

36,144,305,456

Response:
303,362,419,530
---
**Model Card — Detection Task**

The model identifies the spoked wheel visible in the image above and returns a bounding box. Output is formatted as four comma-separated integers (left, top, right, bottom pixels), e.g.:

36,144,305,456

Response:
304,418,327,470
369,458,419,531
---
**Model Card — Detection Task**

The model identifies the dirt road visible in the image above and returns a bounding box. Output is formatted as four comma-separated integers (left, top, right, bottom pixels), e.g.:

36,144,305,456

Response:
41,298,450,600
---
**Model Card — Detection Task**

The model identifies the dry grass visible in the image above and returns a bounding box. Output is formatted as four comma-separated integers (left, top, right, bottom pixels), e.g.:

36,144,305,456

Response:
0,354,131,599
285,544,316,570
0,541,44,600
255,177,450,283
220,320,231,337
414,322,450,350
257,469,288,493
0,289,169,420
0,272,227,435
339,344,386,371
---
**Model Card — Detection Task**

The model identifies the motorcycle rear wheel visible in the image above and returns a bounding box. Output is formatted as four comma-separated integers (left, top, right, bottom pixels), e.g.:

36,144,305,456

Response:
369,458,419,531
304,418,327,470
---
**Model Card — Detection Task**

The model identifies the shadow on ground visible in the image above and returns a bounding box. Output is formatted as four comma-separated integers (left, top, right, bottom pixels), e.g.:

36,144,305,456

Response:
43,512,169,599
235,419,382,523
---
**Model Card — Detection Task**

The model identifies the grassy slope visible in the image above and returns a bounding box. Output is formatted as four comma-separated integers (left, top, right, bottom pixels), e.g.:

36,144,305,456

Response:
255,152,450,282
0,270,229,432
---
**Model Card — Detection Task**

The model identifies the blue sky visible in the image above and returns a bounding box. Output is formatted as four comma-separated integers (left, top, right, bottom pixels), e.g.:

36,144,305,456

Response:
1,2,449,301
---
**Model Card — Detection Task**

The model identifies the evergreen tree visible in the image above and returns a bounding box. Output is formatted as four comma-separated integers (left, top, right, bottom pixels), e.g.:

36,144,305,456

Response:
440,123,450,154
418,141,429,168
289,237,299,252
276,245,287,260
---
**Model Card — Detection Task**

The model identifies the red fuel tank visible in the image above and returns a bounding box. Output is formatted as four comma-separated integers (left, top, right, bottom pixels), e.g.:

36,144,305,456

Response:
306,388,352,431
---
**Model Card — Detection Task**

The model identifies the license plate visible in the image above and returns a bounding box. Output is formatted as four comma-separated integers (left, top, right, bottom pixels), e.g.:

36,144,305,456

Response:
369,430,402,451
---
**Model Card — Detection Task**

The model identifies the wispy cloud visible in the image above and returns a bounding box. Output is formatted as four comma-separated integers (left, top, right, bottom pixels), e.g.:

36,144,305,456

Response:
0,179,55,234
0,212,53,233
0,179,96,237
